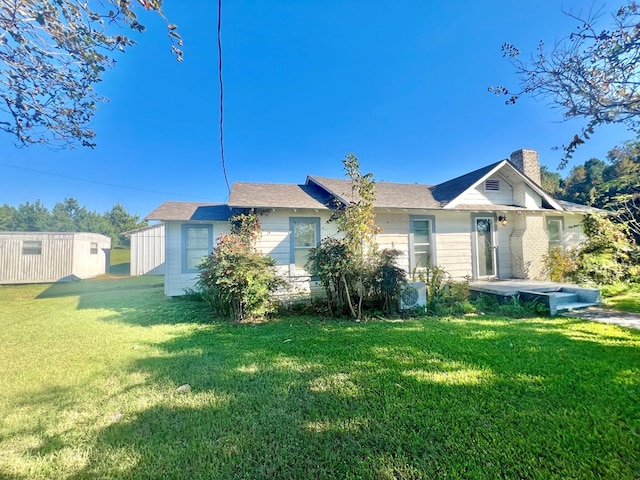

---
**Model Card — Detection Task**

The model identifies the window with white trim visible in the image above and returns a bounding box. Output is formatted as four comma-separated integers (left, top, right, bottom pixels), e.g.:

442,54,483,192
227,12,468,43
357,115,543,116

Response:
182,224,212,273
290,217,320,272
90,242,98,254
410,217,434,271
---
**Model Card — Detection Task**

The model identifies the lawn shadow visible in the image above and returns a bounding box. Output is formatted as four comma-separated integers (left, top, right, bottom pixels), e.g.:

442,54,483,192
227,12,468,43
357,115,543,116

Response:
34,275,211,327
66,316,640,479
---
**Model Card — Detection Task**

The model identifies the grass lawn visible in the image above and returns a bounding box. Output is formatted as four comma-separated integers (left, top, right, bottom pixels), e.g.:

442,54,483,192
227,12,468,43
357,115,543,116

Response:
109,247,130,276
602,283,640,313
1,277,639,479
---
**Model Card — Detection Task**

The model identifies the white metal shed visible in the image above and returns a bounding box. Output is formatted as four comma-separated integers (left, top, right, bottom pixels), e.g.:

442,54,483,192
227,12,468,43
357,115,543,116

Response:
0,232,111,284
124,223,165,276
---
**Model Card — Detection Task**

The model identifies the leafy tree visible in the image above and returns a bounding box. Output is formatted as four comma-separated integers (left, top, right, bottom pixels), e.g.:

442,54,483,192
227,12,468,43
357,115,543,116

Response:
51,198,89,231
13,200,52,231
0,204,17,230
491,2,640,165
0,1,181,148
540,166,563,196
562,158,608,205
106,203,147,245
309,154,385,320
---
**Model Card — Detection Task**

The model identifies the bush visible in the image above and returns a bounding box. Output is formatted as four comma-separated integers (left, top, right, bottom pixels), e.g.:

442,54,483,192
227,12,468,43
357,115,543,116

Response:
413,266,473,316
543,246,578,282
195,214,287,321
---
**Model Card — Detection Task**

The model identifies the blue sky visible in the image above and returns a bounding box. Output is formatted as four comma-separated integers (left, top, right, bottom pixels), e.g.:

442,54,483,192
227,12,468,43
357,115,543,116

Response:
0,0,631,218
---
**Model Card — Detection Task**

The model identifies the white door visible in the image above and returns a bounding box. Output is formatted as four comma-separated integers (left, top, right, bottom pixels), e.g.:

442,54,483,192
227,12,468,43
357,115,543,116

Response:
475,217,496,278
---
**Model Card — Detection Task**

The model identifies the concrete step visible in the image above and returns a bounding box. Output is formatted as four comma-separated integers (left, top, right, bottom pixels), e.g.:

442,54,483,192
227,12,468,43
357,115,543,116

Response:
556,302,599,312
548,292,579,302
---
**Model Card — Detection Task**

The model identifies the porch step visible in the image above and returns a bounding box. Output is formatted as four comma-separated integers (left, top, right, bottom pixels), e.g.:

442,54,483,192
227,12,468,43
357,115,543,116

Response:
548,292,579,304
556,302,599,313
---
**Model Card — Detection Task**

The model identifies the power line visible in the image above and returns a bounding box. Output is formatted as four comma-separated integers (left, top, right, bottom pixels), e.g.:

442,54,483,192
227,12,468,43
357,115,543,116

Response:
0,161,199,199
218,0,230,194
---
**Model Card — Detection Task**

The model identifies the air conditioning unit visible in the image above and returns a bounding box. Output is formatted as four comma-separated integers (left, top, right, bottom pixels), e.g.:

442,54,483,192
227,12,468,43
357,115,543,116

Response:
399,282,427,310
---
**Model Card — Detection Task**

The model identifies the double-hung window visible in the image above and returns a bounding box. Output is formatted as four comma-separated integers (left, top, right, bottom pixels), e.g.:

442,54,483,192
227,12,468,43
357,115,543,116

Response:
290,217,320,272
410,216,435,271
182,224,213,273
546,217,563,248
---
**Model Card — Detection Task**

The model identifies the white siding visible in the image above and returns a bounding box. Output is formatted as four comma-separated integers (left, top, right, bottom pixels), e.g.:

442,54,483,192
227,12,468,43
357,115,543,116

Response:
453,174,514,206
129,224,165,276
164,220,229,296
0,232,110,284
562,215,586,248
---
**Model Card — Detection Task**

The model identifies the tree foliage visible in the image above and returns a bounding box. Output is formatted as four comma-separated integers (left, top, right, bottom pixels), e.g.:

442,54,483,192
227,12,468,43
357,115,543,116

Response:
308,154,407,319
491,2,640,165
0,0,181,148
0,197,146,245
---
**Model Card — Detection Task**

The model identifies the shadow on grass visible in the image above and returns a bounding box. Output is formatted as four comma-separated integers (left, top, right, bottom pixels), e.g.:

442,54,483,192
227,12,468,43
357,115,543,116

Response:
34,275,211,327
63,315,640,479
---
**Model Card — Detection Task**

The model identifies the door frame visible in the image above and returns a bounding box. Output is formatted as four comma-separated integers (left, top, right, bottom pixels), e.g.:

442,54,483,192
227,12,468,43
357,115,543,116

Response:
471,214,498,279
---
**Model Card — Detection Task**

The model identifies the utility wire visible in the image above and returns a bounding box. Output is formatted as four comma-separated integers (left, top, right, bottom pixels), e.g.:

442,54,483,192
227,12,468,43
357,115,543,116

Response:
0,161,199,199
218,0,230,194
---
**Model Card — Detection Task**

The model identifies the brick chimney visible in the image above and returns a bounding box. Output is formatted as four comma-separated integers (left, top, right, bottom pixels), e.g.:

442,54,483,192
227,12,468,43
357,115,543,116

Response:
510,149,541,186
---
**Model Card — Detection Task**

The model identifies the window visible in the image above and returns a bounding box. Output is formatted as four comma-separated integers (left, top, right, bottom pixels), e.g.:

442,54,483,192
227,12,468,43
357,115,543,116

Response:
90,242,98,254
547,218,563,248
182,224,213,273
290,217,320,272
410,216,435,271
22,240,42,255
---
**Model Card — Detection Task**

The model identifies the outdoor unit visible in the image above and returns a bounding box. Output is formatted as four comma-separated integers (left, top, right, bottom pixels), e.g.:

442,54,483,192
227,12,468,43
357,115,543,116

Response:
399,282,427,310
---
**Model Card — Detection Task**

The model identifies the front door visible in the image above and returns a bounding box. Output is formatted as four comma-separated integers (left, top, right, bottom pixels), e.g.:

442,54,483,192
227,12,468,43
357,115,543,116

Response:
475,217,496,278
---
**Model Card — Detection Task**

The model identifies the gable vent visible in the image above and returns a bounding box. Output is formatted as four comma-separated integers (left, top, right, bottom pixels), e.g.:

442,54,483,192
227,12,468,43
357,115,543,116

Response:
485,179,500,191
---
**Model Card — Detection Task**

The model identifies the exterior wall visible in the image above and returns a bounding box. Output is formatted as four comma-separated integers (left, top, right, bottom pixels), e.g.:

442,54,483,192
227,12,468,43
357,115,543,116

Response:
71,233,111,279
510,214,548,279
129,224,165,276
454,174,514,206
164,220,228,296
0,232,110,284
376,211,474,280
256,209,337,299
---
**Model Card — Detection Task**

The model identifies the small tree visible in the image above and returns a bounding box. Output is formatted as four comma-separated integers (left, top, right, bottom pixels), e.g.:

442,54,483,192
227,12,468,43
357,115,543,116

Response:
308,154,395,320
195,214,286,321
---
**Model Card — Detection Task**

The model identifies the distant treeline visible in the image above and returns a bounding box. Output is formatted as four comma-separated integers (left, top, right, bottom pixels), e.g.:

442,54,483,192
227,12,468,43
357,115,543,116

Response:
0,198,147,247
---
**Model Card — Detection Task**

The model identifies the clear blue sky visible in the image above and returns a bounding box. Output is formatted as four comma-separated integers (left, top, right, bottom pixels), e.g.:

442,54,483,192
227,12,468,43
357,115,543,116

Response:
0,0,631,218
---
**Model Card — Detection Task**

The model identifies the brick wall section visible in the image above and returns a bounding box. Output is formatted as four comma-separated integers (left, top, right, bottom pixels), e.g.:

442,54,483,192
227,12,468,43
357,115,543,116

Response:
510,149,541,186
510,213,548,279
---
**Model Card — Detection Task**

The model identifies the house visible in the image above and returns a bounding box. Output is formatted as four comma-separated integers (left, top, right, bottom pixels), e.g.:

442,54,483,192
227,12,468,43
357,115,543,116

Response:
147,149,595,298
0,232,111,284
124,223,166,276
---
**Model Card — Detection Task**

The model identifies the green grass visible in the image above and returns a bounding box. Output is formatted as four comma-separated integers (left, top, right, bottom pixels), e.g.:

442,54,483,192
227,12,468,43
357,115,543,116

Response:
602,283,640,313
109,247,130,276
1,277,639,479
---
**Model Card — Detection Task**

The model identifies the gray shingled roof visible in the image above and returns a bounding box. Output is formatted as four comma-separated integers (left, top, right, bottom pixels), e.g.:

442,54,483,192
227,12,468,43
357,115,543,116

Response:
431,160,505,204
228,182,333,209
146,202,240,221
307,176,440,209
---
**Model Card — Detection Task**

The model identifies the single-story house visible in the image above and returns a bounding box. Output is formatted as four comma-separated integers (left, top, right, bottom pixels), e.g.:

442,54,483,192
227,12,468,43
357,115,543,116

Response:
147,149,596,297
124,223,166,276
0,232,111,284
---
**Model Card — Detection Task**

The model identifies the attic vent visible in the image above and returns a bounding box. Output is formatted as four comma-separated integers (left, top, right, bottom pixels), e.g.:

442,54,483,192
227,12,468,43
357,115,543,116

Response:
485,179,500,191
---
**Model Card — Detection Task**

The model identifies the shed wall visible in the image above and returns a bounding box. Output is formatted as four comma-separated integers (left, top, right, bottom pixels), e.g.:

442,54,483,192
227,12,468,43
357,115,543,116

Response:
129,224,165,275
